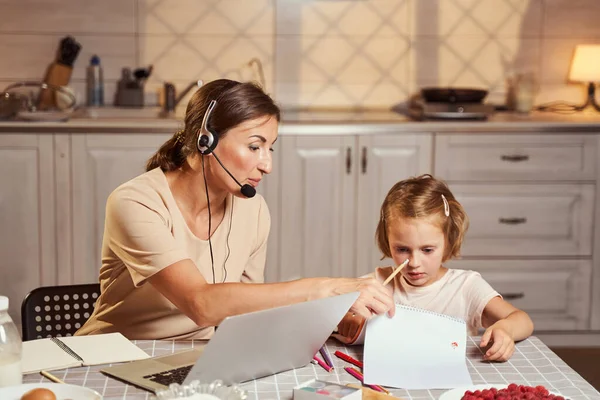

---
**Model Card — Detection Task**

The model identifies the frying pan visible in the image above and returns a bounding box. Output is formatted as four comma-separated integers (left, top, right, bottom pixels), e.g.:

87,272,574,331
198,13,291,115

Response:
421,87,488,103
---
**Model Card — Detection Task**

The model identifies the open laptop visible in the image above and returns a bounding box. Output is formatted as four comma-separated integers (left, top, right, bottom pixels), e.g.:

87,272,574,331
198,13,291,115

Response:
101,292,359,392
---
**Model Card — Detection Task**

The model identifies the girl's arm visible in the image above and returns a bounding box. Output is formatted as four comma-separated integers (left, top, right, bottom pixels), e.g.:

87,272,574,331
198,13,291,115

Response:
479,297,534,361
482,297,534,341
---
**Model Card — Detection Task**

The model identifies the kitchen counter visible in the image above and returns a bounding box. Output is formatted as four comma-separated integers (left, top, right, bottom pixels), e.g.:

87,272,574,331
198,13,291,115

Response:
0,107,599,134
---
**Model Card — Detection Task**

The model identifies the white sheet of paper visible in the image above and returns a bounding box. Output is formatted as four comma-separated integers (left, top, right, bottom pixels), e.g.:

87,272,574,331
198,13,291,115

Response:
363,304,473,389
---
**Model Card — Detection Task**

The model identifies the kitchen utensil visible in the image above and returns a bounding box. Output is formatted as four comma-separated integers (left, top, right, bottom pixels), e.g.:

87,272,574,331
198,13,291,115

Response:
421,87,488,103
133,65,153,81
39,35,82,109
57,35,82,67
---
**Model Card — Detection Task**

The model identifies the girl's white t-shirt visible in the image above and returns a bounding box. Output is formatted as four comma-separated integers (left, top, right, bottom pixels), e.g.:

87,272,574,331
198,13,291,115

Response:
347,267,500,344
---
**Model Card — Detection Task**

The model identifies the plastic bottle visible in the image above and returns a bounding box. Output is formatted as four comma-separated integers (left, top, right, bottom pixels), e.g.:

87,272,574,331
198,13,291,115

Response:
0,296,22,387
86,54,104,107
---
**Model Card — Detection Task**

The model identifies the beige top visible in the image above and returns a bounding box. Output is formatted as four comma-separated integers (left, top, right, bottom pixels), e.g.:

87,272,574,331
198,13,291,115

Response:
349,268,499,344
76,168,270,340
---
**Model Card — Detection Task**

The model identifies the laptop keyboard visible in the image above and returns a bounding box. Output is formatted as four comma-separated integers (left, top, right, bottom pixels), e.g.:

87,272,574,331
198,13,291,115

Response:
143,365,193,386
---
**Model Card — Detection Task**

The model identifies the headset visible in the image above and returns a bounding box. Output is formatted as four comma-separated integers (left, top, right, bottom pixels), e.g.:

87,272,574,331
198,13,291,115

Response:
196,99,256,198
197,100,219,155
196,99,256,284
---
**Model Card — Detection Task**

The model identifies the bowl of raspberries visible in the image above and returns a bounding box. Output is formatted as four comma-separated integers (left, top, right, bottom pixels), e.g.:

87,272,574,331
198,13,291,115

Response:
440,384,568,400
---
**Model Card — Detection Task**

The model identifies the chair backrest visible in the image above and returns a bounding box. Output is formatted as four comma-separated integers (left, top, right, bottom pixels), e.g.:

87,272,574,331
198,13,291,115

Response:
21,283,101,341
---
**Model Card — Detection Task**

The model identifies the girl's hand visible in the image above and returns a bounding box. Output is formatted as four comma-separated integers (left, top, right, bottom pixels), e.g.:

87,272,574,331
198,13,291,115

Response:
480,321,515,362
336,312,366,344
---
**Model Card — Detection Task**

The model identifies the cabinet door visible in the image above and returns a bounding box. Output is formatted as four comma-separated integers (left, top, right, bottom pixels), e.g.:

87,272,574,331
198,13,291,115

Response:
278,135,355,281
0,135,56,325
356,134,433,277
71,134,170,283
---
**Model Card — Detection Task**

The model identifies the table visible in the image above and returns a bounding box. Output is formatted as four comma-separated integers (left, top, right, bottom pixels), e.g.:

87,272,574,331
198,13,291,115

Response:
23,336,600,400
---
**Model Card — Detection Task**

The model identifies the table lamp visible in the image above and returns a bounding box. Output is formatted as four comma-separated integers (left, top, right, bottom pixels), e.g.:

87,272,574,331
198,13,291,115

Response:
569,44,600,111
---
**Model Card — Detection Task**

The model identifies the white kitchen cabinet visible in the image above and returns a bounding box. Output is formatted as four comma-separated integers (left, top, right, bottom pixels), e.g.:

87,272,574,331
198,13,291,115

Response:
0,135,56,326
275,133,433,282
436,133,598,331
355,134,433,276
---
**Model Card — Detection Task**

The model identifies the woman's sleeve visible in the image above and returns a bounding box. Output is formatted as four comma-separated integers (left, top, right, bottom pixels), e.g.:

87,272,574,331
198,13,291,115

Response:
240,196,270,284
105,187,188,286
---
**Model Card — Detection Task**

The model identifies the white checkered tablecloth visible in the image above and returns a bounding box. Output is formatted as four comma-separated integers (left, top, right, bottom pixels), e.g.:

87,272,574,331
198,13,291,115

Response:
23,336,600,400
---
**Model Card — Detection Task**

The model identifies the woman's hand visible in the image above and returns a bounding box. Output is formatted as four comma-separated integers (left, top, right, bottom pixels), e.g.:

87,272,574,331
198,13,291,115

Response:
480,320,515,362
320,276,395,319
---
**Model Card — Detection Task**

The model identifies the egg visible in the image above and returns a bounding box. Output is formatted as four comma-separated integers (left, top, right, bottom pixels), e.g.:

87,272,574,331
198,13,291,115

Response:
20,388,57,400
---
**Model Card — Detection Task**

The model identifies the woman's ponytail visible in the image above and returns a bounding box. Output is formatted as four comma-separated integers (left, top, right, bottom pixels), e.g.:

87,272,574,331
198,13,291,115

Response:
146,131,186,172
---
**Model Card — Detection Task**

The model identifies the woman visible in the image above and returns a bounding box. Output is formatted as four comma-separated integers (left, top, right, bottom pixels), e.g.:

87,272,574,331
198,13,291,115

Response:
77,79,394,340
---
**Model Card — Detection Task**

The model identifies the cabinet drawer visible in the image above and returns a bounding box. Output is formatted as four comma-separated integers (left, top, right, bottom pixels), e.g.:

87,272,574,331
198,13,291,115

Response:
452,184,595,257
447,259,592,331
435,134,597,181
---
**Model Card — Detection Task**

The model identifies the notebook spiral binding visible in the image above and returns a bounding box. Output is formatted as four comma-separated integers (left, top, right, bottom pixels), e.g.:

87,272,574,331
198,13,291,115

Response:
395,303,466,325
51,337,84,362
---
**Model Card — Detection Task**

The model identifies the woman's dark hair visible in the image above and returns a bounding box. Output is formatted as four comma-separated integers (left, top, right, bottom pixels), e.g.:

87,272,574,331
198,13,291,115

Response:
146,79,280,172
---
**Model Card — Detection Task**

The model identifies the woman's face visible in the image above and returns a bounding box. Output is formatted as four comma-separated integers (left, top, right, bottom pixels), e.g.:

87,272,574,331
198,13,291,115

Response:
209,115,278,197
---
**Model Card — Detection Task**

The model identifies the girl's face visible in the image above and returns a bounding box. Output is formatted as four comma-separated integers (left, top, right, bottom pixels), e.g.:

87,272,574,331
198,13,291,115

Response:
210,115,278,197
387,216,446,287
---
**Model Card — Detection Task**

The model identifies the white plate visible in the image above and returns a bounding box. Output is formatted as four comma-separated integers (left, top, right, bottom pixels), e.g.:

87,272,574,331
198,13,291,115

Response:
0,382,102,400
439,384,568,400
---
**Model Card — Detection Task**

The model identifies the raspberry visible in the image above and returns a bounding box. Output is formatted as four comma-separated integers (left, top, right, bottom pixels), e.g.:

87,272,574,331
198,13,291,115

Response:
508,384,518,391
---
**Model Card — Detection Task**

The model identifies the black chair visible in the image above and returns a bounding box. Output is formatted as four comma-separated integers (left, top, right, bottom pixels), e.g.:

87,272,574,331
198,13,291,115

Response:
21,283,101,341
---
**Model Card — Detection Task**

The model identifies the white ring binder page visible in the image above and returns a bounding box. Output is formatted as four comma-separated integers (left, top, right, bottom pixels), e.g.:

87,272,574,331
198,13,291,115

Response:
363,303,473,390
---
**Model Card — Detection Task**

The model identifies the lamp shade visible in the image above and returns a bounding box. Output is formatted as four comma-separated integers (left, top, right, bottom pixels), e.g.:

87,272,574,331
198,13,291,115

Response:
569,44,600,82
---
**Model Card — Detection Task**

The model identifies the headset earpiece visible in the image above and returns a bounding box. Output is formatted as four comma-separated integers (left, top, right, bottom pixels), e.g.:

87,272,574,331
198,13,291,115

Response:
197,99,219,155
197,130,218,155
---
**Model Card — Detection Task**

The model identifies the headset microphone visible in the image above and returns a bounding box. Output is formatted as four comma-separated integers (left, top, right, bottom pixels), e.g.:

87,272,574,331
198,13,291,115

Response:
211,151,257,198
197,99,257,198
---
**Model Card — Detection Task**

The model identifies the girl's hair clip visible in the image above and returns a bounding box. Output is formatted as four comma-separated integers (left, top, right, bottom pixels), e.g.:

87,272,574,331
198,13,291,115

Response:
441,194,450,217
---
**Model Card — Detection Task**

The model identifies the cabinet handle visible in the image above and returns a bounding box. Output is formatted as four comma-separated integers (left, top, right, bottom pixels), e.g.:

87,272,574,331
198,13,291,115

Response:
361,146,367,174
346,147,352,174
500,154,529,162
498,217,527,225
500,292,525,300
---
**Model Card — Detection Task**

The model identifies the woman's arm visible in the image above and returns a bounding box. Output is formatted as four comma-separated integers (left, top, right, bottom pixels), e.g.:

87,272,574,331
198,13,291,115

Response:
479,296,534,361
148,259,395,328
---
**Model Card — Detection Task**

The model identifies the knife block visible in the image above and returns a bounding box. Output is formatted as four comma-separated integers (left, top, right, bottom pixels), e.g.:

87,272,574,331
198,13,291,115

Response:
38,62,73,109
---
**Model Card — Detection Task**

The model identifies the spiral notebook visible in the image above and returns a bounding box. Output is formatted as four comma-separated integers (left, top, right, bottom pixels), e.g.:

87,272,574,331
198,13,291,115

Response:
22,332,150,374
363,304,472,389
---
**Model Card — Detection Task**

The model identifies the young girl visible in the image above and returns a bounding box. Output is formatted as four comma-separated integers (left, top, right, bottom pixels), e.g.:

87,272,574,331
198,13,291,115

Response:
336,174,534,362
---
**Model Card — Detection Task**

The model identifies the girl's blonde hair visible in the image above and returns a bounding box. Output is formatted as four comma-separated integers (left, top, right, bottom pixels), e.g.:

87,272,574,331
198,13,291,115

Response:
375,174,469,262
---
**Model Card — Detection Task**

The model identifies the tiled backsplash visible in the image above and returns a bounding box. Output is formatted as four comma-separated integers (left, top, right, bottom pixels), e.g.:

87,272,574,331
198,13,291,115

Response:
0,0,598,109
